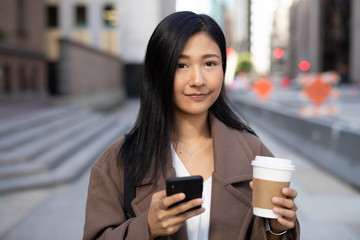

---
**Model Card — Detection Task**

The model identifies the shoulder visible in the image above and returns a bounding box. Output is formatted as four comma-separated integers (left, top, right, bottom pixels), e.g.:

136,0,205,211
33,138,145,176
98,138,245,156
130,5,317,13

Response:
210,113,273,157
237,131,260,147
234,130,273,157
92,136,125,172
86,136,126,205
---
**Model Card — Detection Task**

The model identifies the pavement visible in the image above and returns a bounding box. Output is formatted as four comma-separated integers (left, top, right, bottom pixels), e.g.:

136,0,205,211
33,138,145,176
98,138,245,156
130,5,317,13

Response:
0,93,359,239
0,96,56,122
0,98,140,240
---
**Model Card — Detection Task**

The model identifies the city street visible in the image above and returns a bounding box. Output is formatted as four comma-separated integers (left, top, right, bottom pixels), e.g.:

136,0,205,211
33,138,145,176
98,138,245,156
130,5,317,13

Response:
1,1,359,239
0,98,359,240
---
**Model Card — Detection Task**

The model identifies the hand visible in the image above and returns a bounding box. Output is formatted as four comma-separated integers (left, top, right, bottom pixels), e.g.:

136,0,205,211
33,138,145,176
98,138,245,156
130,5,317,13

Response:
249,181,298,232
147,190,205,239
269,187,298,232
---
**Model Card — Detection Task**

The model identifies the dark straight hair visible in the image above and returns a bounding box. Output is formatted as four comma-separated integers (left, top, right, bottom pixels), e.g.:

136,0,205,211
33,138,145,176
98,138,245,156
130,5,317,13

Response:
120,11,256,185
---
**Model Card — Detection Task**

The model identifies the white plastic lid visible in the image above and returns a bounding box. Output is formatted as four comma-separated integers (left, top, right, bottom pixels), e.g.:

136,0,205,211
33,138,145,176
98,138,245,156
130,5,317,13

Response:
251,156,295,171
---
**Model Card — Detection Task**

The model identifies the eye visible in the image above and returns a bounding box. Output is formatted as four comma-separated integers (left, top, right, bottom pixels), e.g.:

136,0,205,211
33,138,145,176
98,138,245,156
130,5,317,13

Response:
177,63,187,69
205,62,216,67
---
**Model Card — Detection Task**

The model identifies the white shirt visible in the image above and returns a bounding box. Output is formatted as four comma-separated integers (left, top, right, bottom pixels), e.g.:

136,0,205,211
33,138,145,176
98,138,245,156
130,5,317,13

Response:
171,146,212,240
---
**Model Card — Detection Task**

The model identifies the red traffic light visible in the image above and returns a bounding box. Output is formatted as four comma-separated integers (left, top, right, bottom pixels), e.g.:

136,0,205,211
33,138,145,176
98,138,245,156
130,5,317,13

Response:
273,48,284,59
226,48,236,56
299,60,310,71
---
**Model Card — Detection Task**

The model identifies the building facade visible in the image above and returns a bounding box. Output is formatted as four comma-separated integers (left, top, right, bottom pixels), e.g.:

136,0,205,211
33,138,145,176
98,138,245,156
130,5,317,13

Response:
45,0,125,103
0,0,175,102
0,0,47,97
46,0,175,98
287,0,360,84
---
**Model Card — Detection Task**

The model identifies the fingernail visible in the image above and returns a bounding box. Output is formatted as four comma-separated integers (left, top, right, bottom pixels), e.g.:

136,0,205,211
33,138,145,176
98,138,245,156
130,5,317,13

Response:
179,193,185,199
273,197,279,203
273,207,279,213
283,188,289,194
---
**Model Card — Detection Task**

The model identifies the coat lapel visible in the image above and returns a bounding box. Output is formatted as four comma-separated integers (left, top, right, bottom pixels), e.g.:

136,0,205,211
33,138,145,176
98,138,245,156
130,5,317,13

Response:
208,114,255,240
128,113,257,240
130,151,189,240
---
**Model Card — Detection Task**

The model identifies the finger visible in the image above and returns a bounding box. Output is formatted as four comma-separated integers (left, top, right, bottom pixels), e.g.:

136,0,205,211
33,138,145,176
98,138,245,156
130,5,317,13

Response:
169,198,203,215
179,206,205,220
162,193,186,209
277,216,296,229
168,206,205,226
272,197,295,210
273,207,297,221
282,187,297,199
155,206,205,236
249,181,253,190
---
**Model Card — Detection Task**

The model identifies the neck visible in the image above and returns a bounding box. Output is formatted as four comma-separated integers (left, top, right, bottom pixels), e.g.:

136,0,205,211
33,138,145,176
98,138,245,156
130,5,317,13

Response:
173,111,211,144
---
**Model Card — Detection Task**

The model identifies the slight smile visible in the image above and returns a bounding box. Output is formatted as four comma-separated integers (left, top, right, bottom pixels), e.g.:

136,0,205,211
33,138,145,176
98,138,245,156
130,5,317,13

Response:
186,93,209,100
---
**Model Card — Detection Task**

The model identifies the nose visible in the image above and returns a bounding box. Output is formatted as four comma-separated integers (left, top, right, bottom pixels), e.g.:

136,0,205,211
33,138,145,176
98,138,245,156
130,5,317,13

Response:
189,67,206,87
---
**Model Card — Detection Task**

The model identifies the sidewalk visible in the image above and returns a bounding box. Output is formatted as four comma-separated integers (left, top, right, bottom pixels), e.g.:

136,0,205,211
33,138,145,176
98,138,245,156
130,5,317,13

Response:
0,97,359,239
0,98,140,239
1,114,359,240
0,96,56,122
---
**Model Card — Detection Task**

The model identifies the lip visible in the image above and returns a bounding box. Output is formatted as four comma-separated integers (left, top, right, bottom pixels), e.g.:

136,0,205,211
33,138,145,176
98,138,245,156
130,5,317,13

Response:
186,93,208,100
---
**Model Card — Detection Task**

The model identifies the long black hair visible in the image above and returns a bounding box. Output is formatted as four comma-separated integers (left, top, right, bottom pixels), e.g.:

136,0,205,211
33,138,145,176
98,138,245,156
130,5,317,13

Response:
120,11,256,185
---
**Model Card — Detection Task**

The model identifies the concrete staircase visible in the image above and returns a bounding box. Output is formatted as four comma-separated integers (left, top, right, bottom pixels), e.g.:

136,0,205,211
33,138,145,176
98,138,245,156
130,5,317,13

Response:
0,102,138,194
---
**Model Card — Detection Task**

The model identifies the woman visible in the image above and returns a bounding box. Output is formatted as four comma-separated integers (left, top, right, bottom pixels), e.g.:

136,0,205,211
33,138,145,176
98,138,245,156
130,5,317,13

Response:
83,11,299,240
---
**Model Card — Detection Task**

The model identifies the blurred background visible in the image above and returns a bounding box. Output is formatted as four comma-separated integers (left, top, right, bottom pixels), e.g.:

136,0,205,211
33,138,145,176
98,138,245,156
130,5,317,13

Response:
0,0,359,239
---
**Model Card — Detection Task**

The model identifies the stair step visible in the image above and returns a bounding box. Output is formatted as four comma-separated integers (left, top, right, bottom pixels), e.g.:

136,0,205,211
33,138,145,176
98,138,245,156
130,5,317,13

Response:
0,114,102,166
0,116,116,179
0,106,77,137
0,118,131,194
0,109,91,151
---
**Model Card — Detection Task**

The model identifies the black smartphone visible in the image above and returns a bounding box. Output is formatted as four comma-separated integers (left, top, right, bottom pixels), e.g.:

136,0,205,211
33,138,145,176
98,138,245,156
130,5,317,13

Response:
166,175,203,210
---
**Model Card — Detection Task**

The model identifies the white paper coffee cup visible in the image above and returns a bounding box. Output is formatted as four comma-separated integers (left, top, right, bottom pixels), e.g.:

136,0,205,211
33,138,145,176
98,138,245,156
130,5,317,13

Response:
251,156,295,219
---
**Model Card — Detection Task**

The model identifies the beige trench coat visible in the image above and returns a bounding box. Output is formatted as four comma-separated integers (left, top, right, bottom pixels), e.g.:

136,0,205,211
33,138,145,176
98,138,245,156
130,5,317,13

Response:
83,114,300,240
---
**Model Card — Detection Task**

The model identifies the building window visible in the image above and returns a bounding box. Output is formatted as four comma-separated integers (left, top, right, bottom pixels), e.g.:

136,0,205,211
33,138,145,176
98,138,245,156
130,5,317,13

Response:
18,65,27,91
16,0,27,36
103,4,117,28
75,5,87,27
1,65,11,93
47,6,58,28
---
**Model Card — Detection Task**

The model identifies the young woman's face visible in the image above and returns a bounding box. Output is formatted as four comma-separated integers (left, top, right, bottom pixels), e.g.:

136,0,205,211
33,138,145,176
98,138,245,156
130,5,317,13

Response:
173,31,223,117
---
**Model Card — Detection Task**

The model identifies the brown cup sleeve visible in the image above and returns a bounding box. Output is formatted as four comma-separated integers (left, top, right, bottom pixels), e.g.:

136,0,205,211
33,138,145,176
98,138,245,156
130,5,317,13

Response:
252,178,290,209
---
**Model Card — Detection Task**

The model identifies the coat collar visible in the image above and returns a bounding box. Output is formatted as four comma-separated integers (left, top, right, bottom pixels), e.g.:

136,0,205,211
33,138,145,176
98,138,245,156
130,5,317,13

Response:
208,113,255,239
209,112,254,183
131,112,256,239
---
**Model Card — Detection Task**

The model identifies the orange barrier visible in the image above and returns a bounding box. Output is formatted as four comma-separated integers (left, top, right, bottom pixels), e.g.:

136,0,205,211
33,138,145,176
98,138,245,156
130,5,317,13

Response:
298,72,340,116
252,77,274,99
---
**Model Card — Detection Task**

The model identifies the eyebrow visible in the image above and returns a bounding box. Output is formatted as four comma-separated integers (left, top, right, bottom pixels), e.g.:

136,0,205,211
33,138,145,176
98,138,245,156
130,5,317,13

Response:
178,54,221,59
